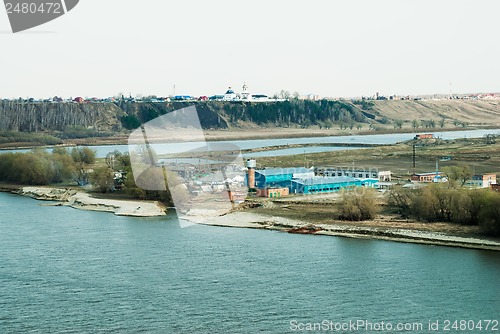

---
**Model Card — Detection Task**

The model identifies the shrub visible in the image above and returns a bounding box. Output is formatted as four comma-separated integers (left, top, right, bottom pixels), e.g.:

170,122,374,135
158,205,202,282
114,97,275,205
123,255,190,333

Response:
90,167,115,193
338,188,379,221
478,191,500,236
71,147,96,164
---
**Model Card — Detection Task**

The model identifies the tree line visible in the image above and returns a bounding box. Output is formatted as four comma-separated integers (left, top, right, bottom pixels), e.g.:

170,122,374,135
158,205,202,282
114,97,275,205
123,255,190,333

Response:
0,148,178,206
0,147,96,185
389,184,500,237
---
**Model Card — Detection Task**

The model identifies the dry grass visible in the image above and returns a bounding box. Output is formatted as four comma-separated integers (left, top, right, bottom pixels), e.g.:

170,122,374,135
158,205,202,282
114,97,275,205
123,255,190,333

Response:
249,198,486,239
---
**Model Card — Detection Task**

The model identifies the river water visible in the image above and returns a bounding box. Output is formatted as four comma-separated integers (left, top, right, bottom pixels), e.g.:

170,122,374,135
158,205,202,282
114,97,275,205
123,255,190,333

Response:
1,192,499,333
2,128,500,159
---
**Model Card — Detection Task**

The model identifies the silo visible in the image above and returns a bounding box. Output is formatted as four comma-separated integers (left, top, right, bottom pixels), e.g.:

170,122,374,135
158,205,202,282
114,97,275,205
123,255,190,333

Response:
246,159,257,189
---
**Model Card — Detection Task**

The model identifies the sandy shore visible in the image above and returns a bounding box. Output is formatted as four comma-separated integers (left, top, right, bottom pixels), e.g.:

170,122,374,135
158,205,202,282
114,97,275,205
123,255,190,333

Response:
187,211,500,251
18,187,166,217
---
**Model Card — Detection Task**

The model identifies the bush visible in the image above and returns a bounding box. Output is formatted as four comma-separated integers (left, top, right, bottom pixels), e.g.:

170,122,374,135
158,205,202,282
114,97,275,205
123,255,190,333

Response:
71,147,96,164
90,167,115,193
338,188,379,221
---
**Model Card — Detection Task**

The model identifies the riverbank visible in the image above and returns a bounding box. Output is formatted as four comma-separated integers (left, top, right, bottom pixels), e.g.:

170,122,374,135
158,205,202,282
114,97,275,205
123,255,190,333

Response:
188,211,500,251
3,185,499,250
16,187,166,217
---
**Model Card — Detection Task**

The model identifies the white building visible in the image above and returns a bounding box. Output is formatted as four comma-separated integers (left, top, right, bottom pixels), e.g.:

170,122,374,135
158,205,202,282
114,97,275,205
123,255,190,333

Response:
222,87,238,101
466,174,497,188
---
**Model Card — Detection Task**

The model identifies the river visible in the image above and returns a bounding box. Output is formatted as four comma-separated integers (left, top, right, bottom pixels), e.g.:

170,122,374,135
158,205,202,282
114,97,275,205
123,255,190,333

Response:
1,192,499,333
2,128,500,158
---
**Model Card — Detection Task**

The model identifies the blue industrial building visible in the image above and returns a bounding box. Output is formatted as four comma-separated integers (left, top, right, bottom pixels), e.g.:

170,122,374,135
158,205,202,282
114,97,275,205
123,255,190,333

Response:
253,168,314,189
288,177,364,194
251,168,379,195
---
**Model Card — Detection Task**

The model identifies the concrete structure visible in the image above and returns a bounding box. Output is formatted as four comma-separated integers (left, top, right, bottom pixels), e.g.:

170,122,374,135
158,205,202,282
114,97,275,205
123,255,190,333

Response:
378,171,392,182
228,190,247,203
256,187,289,198
246,159,256,189
467,174,497,189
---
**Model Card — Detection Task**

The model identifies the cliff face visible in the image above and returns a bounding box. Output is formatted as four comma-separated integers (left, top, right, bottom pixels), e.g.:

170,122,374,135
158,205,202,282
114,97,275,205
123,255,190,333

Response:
1,99,499,134
0,101,125,132
0,101,228,132
117,101,229,130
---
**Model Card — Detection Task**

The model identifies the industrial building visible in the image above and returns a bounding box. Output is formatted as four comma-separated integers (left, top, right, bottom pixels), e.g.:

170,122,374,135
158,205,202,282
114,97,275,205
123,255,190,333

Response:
411,172,447,183
256,188,289,198
288,177,364,195
245,161,385,196
316,167,389,181
253,168,314,189
466,174,497,188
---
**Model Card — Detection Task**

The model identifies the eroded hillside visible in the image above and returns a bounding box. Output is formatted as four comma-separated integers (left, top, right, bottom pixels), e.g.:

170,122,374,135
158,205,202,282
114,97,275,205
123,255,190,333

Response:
1,99,499,135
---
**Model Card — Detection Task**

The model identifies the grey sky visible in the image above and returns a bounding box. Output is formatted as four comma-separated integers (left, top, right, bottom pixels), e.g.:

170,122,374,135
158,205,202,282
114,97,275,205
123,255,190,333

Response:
1,0,499,99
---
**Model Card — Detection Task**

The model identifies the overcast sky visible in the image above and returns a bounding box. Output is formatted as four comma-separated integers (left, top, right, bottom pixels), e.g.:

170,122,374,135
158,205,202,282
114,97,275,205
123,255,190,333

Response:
1,0,499,99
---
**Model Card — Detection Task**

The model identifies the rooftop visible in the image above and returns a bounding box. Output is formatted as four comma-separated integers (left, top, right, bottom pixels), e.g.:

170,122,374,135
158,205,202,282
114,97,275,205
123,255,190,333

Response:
292,176,359,186
255,168,312,176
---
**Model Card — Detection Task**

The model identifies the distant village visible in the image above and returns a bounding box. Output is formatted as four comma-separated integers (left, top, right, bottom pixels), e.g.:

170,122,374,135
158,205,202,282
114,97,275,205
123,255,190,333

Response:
3,84,287,104
3,83,500,104
367,92,500,101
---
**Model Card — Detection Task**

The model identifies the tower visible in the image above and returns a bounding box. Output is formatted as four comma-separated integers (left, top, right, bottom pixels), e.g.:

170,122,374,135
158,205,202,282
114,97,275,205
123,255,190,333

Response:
246,159,256,189
242,83,251,100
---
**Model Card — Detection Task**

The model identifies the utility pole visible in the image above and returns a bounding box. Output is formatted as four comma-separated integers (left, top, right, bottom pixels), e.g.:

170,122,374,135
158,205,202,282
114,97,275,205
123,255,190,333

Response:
412,144,416,172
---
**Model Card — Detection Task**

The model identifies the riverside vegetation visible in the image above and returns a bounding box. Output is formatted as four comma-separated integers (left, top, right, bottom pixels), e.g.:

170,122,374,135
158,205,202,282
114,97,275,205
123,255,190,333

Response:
0,148,179,207
388,184,500,237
